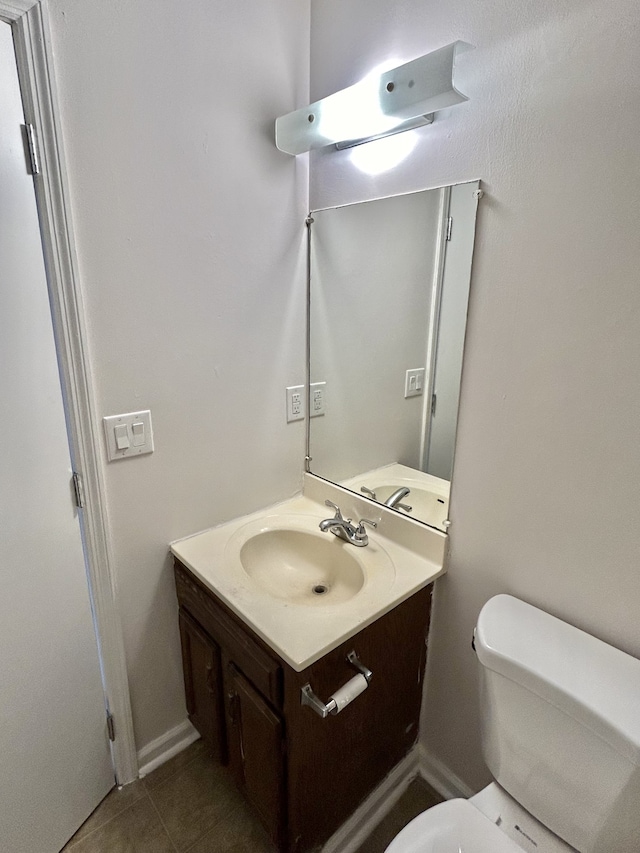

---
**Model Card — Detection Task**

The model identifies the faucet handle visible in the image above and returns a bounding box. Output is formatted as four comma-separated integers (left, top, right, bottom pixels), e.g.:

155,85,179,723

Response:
325,500,343,520
356,518,377,532
360,486,377,500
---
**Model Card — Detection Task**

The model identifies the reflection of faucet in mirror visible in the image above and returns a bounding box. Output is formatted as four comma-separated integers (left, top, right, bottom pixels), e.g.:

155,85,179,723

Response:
383,487,413,512
319,500,377,547
362,485,412,513
307,180,481,532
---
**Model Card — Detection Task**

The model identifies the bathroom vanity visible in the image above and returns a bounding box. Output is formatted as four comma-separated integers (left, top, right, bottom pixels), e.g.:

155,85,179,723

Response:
171,483,446,852
175,559,432,851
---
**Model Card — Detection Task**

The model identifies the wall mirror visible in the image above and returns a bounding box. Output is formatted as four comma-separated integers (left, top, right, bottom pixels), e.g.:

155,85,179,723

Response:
307,180,480,532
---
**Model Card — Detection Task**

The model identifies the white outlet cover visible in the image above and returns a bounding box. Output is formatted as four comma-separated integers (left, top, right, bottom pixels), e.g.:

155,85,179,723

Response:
103,410,154,461
310,381,326,417
286,385,305,423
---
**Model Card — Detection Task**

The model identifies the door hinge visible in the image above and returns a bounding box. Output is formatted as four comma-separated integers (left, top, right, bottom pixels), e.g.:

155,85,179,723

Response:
445,216,453,241
106,712,116,742
24,123,41,176
431,393,437,416
72,471,85,509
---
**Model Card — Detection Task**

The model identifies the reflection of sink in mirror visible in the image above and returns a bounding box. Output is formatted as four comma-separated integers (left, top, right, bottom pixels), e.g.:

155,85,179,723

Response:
342,464,450,530
225,512,395,607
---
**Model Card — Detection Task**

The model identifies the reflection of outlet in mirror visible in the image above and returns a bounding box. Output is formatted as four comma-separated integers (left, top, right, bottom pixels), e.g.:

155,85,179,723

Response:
404,368,425,398
286,385,305,422
103,410,154,461
310,381,326,417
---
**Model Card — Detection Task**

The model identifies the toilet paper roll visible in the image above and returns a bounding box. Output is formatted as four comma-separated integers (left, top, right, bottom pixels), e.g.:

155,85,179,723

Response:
329,673,368,714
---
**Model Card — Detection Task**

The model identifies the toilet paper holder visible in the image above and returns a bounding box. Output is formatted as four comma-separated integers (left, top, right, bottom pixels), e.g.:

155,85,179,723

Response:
300,650,373,718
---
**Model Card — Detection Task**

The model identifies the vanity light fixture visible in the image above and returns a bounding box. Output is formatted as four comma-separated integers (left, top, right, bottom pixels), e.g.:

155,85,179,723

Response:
275,41,472,155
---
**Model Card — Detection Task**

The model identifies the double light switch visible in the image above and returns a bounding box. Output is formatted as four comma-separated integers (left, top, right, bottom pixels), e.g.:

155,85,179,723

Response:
103,410,154,461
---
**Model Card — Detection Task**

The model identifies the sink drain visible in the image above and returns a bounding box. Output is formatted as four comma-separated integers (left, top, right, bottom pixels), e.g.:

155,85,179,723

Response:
312,584,329,595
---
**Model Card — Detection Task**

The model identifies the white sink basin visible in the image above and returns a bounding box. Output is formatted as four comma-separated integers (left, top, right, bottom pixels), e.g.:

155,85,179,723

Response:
240,529,364,604
226,513,394,607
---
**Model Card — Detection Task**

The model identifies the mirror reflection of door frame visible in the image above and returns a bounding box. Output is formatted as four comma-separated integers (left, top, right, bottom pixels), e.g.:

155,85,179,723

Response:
423,181,480,480
5,0,137,783
420,186,451,472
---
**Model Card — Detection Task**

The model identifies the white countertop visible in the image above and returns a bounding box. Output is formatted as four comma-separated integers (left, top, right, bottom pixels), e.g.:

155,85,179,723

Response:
171,482,447,672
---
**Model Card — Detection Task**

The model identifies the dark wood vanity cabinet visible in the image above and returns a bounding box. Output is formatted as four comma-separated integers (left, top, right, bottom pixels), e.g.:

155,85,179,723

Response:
225,661,286,843
174,559,432,853
178,608,226,763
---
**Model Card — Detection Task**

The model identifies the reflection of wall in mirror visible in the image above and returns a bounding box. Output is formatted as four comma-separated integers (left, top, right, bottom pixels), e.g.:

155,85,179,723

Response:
310,189,441,484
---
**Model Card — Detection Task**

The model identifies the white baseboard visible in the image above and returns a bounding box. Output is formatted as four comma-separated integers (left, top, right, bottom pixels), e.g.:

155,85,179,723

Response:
416,743,475,801
321,748,420,853
137,719,199,778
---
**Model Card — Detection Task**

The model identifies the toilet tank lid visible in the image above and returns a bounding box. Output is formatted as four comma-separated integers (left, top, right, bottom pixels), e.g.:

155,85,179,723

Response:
475,595,640,766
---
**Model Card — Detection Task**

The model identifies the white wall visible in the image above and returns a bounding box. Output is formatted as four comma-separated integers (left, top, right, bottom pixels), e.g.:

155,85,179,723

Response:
311,0,640,790
48,0,310,752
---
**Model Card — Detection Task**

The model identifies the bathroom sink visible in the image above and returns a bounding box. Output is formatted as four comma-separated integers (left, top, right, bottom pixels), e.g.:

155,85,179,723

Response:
171,488,447,670
225,513,395,607
240,529,364,604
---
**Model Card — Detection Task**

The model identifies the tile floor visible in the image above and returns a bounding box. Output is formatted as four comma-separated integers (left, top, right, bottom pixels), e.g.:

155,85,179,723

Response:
353,777,443,853
61,740,443,853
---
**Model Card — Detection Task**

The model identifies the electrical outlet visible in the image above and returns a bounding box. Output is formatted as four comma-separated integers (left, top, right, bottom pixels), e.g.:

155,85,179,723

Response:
310,381,326,417
286,385,305,422
404,368,425,398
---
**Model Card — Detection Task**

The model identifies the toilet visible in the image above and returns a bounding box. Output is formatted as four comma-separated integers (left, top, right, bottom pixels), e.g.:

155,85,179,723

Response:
386,594,640,853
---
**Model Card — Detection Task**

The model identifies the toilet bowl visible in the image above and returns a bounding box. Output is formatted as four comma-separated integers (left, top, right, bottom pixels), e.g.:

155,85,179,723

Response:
385,594,640,853
385,798,523,853
386,783,575,853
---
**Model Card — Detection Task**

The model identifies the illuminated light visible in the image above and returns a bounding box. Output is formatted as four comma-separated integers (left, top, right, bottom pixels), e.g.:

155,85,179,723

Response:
350,131,417,175
275,42,471,156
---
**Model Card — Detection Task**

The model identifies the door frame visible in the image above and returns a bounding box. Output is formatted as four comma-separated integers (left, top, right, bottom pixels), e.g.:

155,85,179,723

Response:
0,0,137,784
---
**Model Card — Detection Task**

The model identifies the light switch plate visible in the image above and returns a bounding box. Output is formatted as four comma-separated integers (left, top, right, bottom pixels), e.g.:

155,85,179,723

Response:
404,368,425,398
103,410,154,461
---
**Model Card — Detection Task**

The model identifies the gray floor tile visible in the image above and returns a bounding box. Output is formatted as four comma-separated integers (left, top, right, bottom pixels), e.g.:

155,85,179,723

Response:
186,799,277,853
61,743,443,853
147,751,244,851
143,739,206,791
354,778,443,853
62,795,175,853
63,779,147,847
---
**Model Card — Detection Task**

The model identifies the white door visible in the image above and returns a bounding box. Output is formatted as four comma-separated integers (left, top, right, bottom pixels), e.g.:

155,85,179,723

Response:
0,21,114,853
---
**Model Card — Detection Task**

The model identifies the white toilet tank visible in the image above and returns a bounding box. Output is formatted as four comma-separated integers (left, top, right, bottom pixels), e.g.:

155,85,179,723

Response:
475,595,640,853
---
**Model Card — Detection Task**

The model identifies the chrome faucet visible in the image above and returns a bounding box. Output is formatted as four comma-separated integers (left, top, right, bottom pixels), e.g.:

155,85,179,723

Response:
383,487,412,512
319,500,377,547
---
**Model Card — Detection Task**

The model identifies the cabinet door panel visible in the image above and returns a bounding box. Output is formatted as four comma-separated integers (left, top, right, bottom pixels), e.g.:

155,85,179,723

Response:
225,662,284,846
179,608,226,762
175,562,282,707
284,585,432,851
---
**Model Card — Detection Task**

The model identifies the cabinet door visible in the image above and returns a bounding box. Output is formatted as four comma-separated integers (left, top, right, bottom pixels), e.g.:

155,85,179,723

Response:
284,585,432,851
179,608,227,763
224,662,285,847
